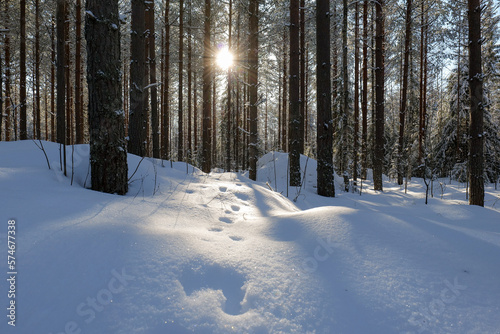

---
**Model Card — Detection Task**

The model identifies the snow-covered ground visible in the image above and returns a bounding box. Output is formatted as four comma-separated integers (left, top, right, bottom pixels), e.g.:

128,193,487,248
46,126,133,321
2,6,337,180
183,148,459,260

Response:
1,140,499,334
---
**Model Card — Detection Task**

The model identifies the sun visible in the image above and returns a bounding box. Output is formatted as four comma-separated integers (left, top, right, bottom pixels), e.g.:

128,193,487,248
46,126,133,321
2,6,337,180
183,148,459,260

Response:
216,48,234,70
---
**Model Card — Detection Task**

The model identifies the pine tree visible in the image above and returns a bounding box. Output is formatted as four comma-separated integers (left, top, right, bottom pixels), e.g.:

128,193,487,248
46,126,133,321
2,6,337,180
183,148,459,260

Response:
129,0,147,157
289,0,301,186
316,0,334,197
248,0,259,181
86,0,128,195
467,0,484,206
373,0,385,191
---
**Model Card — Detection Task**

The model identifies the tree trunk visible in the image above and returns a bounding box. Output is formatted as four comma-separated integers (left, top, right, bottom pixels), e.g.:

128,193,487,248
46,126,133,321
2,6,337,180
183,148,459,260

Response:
187,0,193,162
299,0,305,155
20,0,27,140
75,0,84,144
129,0,147,157
86,0,128,195
468,0,484,206
51,15,56,141
289,0,301,186
162,0,170,161
341,0,349,190
147,1,159,158
373,0,385,191
65,7,72,146
56,0,67,175
353,1,360,184
2,0,9,141
178,0,184,161
317,0,335,197
248,0,259,181
281,27,288,152
361,0,368,180
202,0,212,173
398,0,412,185
226,0,233,172
35,0,41,139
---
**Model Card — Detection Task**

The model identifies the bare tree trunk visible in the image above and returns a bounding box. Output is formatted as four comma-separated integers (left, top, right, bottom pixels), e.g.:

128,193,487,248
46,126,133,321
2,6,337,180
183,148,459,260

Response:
202,0,212,173
418,0,426,166
373,0,385,191
341,0,349,190
129,0,147,157
299,0,305,155
226,0,233,171
361,0,368,180
35,0,41,139
289,0,301,186
187,0,193,162
353,1,360,185
281,27,288,152
398,0,412,185
65,7,72,146
57,0,67,175
147,1,159,158
86,0,128,195
248,0,259,180
317,0,335,197
162,0,170,161
51,15,56,141
20,0,27,140
178,0,184,161
75,0,84,144
468,0,484,206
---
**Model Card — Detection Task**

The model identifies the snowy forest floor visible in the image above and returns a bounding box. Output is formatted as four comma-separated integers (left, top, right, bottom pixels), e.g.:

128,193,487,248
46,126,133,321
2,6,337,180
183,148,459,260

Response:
1,140,500,334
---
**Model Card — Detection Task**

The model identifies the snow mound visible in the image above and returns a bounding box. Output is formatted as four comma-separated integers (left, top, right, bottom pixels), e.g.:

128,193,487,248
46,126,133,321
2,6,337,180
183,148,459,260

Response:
1,141,500,333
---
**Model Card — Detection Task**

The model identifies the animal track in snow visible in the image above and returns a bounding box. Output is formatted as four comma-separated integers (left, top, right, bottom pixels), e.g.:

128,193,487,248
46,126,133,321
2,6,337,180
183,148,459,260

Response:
219,217,233,224
231,205,241,212
180,263,247,316
229,235,244,242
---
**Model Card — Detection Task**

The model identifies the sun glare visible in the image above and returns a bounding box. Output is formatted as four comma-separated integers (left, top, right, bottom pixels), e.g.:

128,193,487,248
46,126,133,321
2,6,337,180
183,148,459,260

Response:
216,48,234,70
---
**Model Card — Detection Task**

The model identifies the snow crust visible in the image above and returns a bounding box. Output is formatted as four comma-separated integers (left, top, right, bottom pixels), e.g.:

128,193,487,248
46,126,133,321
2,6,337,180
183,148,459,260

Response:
1,141,500,333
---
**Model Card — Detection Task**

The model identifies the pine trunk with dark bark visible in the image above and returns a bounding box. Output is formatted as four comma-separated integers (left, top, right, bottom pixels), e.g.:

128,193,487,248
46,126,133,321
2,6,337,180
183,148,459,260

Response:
398,0,412,185
129,0,147,157
162,0,170,160
289,0,301,186
248,0,259,181
316,0,334,197
86,0,128,195
467,0,484,206
373,0,385,191
202,0,212,173
20,0,27,140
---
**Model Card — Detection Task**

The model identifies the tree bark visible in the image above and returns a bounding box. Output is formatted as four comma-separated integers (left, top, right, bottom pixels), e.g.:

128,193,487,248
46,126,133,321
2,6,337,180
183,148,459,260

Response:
86,0,128,195
147,1,159,158
289,0,301,186
316,0,335,197
129,0,147,157
178,0,184,161
35,0,41,139
75,0,84,144
361,0,369,180
468,0,484,206
353,1,360,184
202,0,212,173
299,0,305,154
373,0,385,191
162,0,170,161
398,0,412,185
56,0,67,175
248,0,259,181
20,0,27,140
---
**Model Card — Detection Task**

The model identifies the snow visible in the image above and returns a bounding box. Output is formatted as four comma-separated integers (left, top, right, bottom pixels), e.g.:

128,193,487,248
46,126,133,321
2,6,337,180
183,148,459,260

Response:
1,141,500,333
